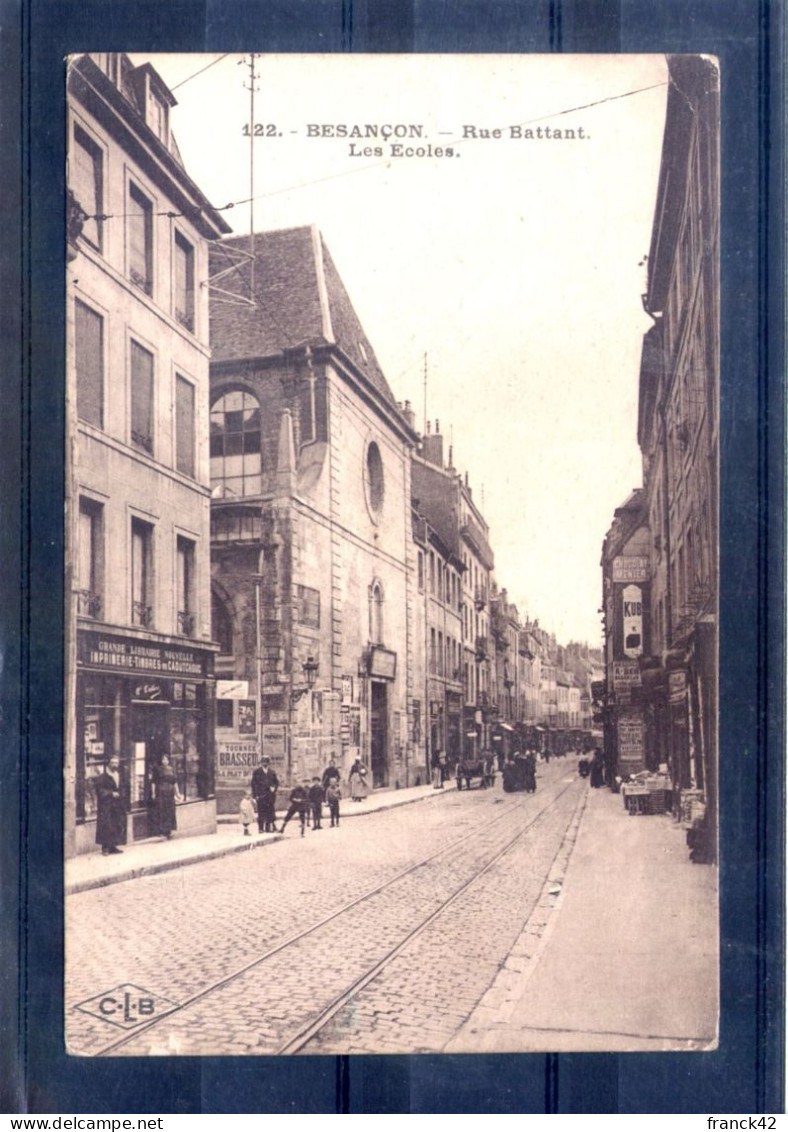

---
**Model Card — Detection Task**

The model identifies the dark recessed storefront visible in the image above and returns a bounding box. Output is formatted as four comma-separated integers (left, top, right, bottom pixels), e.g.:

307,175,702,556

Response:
73,627,217,854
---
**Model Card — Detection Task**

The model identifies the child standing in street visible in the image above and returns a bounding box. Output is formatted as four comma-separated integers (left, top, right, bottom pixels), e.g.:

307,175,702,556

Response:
280,781,309,836
308,777,325,830
326,780,342,827
239,790,256,836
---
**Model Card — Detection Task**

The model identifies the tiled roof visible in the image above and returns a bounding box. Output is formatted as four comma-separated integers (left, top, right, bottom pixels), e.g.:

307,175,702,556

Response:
209,226,399,412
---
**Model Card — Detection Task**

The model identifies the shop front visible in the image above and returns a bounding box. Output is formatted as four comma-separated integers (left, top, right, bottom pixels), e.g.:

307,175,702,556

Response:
73,627,217,855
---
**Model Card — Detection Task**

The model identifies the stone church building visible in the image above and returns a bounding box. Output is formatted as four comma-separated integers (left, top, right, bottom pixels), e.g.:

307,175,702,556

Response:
208,226,420,811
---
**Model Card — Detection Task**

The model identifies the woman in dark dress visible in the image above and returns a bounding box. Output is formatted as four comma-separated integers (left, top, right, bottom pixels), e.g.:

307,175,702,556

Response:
589,747,605,789
151,754,180,838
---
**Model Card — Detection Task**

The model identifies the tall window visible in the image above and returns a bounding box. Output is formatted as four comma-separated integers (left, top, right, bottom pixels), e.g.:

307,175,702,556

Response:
77,498,103,618
131,518,154,627
174,232,195,331
128,182,153,295
176,536,195,636
211,592,233,656
71,125,103,250
210,390,262,497
75,300,103,428
417,551,424,592
370,582,384,644
130,340,154,455
175,374,195,477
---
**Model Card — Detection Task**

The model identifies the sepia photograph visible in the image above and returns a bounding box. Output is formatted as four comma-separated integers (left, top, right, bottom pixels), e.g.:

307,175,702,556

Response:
63,51,719,1058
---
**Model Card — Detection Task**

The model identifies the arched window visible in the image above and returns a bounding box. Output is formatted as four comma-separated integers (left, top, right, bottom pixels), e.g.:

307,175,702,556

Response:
211,592,234,656
210,390,262,497
369,581,384,644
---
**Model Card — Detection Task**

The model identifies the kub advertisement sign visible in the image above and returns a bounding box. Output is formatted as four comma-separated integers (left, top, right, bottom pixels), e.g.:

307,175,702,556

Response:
622,584,643,658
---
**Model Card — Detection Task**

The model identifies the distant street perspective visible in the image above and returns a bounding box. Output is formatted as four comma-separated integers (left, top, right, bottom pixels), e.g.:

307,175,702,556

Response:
66,758,717,1056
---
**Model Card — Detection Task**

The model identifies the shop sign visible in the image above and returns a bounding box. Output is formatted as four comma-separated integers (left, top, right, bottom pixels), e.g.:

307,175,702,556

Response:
368,646,397,681
131,681,166,703
668,670,687,704
612,556,649,583
217,740,259,787
217,680,249,700
622,585,643,659
79,631,208,678
237,700,256,735
341,675,354,704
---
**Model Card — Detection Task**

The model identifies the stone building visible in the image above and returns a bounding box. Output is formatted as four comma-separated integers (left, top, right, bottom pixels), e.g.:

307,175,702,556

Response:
636,55,719,848
66,53,230,855
411,426,494,766
208,226,419,810
600,489,651,782
411,442,466,771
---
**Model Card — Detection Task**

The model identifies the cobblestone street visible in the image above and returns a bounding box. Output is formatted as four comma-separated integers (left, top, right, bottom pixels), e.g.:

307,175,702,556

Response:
66,760,584,1056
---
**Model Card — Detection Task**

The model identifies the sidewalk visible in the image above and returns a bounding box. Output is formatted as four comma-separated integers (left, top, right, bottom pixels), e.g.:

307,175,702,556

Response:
66,782,441,895
447,783,718,1053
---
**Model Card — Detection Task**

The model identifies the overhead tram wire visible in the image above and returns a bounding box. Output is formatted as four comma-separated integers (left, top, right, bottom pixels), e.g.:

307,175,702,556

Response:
169,54,231,92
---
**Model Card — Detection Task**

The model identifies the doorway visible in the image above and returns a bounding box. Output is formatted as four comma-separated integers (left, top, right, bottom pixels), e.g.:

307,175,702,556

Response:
129,701,169,837
370,681,388,787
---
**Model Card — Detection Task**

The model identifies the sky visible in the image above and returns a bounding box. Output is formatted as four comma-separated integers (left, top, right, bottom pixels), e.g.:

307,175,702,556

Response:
132,52,668,646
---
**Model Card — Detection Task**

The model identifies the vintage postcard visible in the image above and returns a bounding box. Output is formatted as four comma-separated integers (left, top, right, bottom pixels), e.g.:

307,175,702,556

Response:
64,52,719,1057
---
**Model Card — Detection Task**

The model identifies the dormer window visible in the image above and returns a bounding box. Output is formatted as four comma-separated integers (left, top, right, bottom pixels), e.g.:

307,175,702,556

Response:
147,87,169,143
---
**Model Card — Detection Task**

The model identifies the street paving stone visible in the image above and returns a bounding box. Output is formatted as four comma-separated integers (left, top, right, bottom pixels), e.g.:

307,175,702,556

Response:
66,760,581,1056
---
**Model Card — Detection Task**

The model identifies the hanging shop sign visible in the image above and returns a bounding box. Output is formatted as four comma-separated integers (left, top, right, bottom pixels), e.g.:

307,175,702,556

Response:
668,669,687,704
217,680,249,700
622,585,644,658
612,556,650,583
368,646,397,681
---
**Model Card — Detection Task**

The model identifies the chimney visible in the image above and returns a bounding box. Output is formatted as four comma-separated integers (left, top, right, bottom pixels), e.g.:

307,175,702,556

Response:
402,399,416,430
422,421,444,468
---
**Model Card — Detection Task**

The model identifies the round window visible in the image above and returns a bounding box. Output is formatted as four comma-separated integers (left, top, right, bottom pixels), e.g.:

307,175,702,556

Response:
365,441,385,517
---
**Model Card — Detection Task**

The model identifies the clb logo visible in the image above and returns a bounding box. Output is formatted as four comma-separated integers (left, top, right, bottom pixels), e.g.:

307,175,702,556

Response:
75,983,179,1029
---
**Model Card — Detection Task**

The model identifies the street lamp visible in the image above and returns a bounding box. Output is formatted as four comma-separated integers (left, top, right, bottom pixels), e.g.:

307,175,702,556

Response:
291,655,319,704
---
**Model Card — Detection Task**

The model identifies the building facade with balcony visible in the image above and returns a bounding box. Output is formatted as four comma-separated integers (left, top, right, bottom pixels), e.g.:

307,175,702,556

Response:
66,53,230,855
208,226,419,811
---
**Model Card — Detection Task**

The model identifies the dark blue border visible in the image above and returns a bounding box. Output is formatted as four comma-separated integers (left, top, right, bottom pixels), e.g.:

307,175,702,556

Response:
4,0,784,1114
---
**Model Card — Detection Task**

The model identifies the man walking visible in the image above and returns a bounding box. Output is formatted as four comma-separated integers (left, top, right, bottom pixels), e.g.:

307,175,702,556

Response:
251,756,279,833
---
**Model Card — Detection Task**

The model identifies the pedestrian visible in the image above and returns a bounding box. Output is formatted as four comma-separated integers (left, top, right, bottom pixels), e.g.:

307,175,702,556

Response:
239,790,256,836
280,780,309,836
321,756,341,791
326,779,342,827
94,755,126,855
348,758,370,801
589,747,605,789
430,751,443,787
251,756,279,833
149,753,180,839
523,749,537,793
308,776,325,830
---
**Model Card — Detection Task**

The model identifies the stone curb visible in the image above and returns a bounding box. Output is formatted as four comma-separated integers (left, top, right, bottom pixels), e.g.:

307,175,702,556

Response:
67,786,443,895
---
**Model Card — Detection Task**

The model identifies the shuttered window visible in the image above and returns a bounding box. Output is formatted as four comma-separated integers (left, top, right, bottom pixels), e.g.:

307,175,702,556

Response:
71,126,103,250
128,183,152,294
75,301,103,428
174,232,194,331
175,375,195,477
130,341,154,454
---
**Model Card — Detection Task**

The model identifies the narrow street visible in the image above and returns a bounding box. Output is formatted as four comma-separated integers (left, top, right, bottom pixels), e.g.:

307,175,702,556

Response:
66,759,588,1056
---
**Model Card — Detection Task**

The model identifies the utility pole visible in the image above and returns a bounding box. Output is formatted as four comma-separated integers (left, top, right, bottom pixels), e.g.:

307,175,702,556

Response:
423,352,428,437
241,53,260,291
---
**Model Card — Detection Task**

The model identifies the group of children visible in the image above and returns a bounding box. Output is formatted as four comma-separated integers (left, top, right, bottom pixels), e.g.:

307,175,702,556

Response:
239,773,342,838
